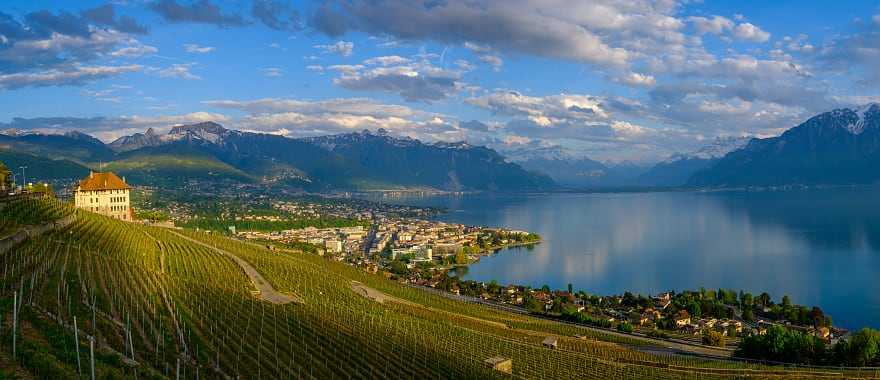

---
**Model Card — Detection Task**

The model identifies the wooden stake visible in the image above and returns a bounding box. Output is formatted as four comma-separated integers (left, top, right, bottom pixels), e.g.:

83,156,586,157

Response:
90,336,96,380
75,316,82,377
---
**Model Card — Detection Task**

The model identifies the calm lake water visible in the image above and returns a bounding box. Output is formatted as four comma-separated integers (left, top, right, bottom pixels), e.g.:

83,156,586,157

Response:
369,189,880,329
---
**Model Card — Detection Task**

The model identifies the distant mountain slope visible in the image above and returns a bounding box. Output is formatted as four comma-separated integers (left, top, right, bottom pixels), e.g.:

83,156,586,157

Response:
690,104,880,186
4,123,552,191
0,149,90,181
0,130,115,163
302,130,554,191
638,137,750,187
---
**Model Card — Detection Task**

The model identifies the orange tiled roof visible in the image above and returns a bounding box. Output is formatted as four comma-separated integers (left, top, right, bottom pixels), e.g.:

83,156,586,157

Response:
78,172,130,191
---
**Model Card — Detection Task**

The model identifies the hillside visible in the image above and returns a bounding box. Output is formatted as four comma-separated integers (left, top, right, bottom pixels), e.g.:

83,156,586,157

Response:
690,104,880,186
0,150,91,182
6,199,877,378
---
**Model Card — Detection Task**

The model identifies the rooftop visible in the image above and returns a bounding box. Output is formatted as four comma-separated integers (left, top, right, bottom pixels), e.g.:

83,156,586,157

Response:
78,171,130,191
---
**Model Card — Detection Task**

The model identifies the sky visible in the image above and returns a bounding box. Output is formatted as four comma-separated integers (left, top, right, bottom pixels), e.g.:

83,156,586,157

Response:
1,0,880,163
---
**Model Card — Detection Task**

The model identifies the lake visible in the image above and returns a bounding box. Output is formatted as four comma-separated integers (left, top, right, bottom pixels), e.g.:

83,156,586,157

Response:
368,188,880,329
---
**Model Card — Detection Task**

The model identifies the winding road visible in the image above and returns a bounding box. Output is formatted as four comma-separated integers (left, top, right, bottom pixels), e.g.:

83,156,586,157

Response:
167,229,301,304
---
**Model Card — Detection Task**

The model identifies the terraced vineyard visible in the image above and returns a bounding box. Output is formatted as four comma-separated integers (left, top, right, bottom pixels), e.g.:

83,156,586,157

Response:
2,198,880,379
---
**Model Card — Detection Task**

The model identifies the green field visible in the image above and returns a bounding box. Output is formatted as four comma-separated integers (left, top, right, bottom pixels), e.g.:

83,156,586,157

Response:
1,197,879,379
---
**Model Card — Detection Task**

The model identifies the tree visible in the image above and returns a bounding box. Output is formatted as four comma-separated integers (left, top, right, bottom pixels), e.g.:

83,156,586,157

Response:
703,330,726,347
389,260,408,275
567,283,573,295
523,293,542,313
740,292,753,310
617,322,634,333
836,328,880,366
758,292,771,308
742,308,755,322
454,251,468,265
687,301,701,319
782,295,792,309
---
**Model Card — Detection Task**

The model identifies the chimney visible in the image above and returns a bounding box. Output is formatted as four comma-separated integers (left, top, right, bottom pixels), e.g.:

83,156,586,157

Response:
90,171,94,178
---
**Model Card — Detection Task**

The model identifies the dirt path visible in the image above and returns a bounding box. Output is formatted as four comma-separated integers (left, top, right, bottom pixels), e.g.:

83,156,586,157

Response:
167,229,301,305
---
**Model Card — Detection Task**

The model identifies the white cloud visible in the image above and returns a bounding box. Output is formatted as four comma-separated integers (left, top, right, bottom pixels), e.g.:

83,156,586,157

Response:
0,65,142,90
157,63,200,80
203,97,461,140
616,72,656,87
315,40,354,57
261,67,284,77
363,55,410,66
326,56,467,102
110,44,158,57
478,54,504,71
733,22,770,42
688,16,734,35
184,44,215,53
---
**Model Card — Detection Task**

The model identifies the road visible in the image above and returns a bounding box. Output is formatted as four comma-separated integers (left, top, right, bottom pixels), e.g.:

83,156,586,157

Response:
167,229,301,304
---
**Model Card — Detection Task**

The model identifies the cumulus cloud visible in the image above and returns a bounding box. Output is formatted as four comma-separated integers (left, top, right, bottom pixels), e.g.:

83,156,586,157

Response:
309,0,634,67
81,4,148,34
150,0,244,27
0,7,148,88
0,112,230,141
733,22,770,42
184,43,215,53
688,15,769,42
616,72,656,87
110,43,158,57
325,55,468,102
315,40,354,57
157,63,200,80
688,16,734,35
202,97,462,139
0,65,141,90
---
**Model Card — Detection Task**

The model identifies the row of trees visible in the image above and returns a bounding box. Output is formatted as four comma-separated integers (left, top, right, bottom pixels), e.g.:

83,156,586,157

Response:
737,326,880,366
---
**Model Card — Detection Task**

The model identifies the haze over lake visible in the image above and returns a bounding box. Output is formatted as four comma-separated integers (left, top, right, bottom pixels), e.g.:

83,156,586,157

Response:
372,189,880,330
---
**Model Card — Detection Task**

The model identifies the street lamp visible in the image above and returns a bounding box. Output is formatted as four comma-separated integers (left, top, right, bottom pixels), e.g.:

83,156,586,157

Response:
18,166,26,191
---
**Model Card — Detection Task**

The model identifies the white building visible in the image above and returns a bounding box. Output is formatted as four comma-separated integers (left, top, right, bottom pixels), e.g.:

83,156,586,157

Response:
74,171,132,220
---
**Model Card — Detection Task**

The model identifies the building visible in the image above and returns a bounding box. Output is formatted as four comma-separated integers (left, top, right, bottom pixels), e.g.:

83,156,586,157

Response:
74,171,132,220
674,310,691,328
483,357,512,374
0,162,10,193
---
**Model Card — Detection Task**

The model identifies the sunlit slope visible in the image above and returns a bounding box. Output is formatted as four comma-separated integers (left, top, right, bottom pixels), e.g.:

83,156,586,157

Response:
2,200,879,379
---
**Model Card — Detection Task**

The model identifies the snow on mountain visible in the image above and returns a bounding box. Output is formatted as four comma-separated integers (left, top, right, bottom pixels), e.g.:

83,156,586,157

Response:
842,103,879,135
664,136,752,163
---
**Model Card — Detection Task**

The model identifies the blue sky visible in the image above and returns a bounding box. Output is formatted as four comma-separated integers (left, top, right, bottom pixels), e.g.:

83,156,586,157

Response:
2,0,880,162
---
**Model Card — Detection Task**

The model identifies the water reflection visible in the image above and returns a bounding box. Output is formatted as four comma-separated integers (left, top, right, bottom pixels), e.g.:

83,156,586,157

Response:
369,190,880,329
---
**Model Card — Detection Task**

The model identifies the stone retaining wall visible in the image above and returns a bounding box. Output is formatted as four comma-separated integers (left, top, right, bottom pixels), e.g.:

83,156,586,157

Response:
0,213,77,254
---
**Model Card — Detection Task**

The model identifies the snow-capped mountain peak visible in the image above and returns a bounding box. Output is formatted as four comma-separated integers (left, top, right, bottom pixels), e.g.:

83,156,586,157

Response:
664,136,751,163
843,103,880,135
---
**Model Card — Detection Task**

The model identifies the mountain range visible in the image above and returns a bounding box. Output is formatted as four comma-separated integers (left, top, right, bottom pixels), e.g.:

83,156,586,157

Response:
4,103,880,191
0,123,553,191
690,103,880,187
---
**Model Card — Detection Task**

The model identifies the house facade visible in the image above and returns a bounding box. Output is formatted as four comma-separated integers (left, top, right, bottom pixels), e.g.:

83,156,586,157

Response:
0,162,10,193
74,171,132,220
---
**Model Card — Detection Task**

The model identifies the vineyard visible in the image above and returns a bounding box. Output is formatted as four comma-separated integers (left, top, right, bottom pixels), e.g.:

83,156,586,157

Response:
1,197,880,379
